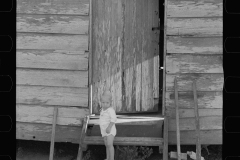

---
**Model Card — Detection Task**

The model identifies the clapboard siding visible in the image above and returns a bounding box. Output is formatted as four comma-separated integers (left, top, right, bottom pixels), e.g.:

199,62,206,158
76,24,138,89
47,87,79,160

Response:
167,18,222,36
166,74,223,91
168,116,222,131
17,14,89,34
17,69,88,88
166,54,223,73
17,50,88,70
165,91,222,109
167,0,223,17
167,37,222,54
17,122,82,143
17,0,89,15
17,105,89,126
17,33,88,51
168,130,222,144
167,108,222,119
17,85,88,107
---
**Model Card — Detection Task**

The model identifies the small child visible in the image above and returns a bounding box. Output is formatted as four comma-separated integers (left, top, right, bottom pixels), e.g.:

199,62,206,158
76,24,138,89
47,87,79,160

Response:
99,91,117,160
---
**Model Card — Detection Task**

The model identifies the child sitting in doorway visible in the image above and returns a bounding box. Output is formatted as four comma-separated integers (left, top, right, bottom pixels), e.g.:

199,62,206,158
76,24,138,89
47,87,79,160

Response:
99,91,117,160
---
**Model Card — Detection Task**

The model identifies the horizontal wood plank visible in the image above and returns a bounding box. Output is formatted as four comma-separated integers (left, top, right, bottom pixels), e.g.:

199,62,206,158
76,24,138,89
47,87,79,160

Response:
166,74,223,91
17,14,89,34
84,136,163,146
16,105,89,126
166,54,223,73
17,85,88,107
17,69,88,88
166,91,222,109
168,130,222,144
168,116,222,131
167,0,223,17
17,33,88,51
167,37,222,54
166,108,222,118
16,122,82,143
17,0,89,15
17,50,88,70
167,18,222,36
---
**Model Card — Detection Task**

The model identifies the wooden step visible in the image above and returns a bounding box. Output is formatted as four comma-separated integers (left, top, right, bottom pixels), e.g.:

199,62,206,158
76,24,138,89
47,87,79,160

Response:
84,136,164,146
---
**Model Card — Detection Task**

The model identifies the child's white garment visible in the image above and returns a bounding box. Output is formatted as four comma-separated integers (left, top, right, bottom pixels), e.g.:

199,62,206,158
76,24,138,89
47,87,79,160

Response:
99,107,117,137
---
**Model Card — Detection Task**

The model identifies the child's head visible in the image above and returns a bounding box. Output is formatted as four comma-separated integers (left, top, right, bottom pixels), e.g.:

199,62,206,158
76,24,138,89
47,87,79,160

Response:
101,90,112,109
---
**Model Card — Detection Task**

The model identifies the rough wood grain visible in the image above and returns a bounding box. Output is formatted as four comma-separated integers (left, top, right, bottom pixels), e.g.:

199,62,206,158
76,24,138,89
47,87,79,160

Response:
17,85,88,107
17,0,89,15
167,0,223,17
16,122,82,143
17,33,88,51
166,108,222,118
168,116,222,131
17,14,89,34
167,36,222,54
16,105,89,126
165,91,222,109
167,18,222,36
166,74,223,91
17,50,88,70
166,54,223,73
17,69,88,88
168,130,222,144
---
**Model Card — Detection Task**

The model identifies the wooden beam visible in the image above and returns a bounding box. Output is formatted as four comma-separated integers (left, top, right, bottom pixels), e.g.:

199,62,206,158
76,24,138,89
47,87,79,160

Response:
166,54,223,73
84,136,163,146
174,78,181,160
167,37,222,54
193,80,201,160
49,107,58,160
17,69,88,88
17,50,88,70
17,33,88,51
16,85,88,107
167,18,222,36
17,0,89,15
16,105,89,126
163,116,169,160
17,14,89,34
167,0,222,17
166,74,223,92
166,91,222,109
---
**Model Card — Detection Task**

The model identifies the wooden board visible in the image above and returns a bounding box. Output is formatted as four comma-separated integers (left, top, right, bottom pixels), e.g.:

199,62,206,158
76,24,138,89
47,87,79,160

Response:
84,136,163,146
17,33,88,51
17,69,88,88
166,74,223,91
167,37,222,54
17,50,88,70
17,0,89,15
168,130,222,144
165,91,222,109
17,14,89,34
168,116,222,131
17,85,88,107
166,54,223,73
16,122,82,143
167,18,222,36
167,0,223,17
166,108,222,118
16,105,89,126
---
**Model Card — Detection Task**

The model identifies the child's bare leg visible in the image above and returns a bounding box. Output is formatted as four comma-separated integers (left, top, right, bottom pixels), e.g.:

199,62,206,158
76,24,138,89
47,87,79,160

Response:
104,136,109,160
106,135,114,160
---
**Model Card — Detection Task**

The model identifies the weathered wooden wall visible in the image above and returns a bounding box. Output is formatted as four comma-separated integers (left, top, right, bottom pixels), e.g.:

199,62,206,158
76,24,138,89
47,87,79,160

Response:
165,0,223,144
16,0,90,142
91,0,160,114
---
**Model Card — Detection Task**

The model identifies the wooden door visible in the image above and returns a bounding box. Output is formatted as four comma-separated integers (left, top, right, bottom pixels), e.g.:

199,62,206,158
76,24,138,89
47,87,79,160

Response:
91,0,160,114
